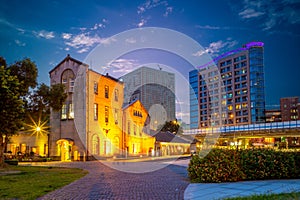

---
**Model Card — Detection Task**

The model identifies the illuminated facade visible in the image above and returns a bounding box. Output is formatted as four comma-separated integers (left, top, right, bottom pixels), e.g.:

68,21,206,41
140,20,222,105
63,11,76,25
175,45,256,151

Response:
189,42,266,128
48,55,156,161
123,99,155,155
6,132,48,157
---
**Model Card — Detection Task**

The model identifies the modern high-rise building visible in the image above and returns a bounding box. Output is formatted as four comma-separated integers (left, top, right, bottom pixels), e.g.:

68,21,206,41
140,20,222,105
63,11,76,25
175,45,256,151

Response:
121,66,176,130
189,42,266,128
280,97,299,121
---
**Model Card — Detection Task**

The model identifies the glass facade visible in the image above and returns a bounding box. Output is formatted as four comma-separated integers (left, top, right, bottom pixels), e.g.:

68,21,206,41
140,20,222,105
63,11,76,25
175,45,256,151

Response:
189,69,199,129
189,42,266,129
249,45,265,123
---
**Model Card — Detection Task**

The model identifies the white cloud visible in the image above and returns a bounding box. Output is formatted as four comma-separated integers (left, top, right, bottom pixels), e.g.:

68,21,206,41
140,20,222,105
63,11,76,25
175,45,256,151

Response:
238,0,300,31
77,48,89,53
193,39,238,57
108,59,138,73
64,33,115,49
239,8,264,19
62,33,72,40
125,38,137,44
138,19,147,27
33,30,55,39
15,40,26,46
195,25,221,30
163,6,173,17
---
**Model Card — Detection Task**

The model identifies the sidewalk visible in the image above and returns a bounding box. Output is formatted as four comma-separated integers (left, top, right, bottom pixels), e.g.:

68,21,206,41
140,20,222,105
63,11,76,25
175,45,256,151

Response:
184,179,300,199
167,159,300,199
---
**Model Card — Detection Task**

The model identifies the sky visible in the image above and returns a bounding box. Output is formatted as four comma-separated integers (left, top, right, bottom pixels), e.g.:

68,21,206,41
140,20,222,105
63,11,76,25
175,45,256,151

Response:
1,0,300,124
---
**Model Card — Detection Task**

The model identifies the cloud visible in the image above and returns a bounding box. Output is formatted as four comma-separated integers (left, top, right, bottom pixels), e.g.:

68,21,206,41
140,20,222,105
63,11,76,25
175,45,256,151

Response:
64,33,115,49
163,6,173,17
195,25,222,30
90,18,108,30
61,33,72,40
15,40,26,47
137,19,147,27
77,48,89,53
239,8,264,19
193,39,238,57
108,59,138,73
238,0,300,31
125,38,137,44
33,30,55,39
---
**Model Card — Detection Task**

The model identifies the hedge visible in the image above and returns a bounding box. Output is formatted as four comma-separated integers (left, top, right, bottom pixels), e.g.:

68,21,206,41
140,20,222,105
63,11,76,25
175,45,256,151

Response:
188,149,300,183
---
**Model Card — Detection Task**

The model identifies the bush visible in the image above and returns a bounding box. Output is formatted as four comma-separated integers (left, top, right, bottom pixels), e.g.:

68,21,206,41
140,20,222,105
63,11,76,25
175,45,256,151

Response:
188,149,300,183
4,159,18,165
188,149,245,183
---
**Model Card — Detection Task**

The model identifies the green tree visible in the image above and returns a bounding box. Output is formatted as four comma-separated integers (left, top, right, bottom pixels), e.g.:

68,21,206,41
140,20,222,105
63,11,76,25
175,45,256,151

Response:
8,58,38,96
157,120,183,135
0,66,24,166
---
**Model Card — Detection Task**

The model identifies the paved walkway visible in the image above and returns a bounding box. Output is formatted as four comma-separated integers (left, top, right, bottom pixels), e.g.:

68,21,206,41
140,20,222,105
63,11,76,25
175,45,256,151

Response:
185,179,300,200
20,158,300,200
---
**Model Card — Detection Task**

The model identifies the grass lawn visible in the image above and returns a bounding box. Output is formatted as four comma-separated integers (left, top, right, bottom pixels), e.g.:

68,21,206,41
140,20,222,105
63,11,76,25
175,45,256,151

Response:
226,192,300,200
0,165,88,199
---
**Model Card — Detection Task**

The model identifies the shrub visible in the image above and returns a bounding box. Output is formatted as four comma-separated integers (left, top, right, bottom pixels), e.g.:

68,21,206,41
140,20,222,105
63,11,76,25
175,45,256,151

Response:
188,149,245,183
188,149,300,183
4,159,18,165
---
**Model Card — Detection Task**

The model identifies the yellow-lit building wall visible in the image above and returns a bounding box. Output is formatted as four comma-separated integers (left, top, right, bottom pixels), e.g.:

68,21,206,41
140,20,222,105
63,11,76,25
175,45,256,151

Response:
7,132,48,157
123,100,155,156
87,71,124,157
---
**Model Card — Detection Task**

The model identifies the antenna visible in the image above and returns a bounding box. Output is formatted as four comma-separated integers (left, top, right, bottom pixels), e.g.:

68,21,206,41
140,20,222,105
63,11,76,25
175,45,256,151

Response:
157,64,162,71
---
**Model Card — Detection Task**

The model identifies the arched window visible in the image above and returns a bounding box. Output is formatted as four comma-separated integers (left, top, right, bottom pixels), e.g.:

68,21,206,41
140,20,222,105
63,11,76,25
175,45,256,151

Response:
61,69,75,93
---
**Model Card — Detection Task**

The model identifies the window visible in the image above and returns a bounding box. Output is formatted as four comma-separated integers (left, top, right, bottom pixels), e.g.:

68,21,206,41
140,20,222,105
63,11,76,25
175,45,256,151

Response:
127,121,131,134
94,104,98,120
69,103,74,119
61,104,67,120
114,109,118,124
94,82,98,94
105,106,109,123
114,89,118,101
69,78,75,92
105,85,109,98
134,124,136,135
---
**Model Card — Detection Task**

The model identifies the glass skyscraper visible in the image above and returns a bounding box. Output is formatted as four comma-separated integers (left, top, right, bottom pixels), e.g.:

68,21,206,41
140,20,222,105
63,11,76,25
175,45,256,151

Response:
189,42,266,128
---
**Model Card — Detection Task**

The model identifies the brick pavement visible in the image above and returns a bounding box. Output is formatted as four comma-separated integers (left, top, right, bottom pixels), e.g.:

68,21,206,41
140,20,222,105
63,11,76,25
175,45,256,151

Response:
35,160,189,200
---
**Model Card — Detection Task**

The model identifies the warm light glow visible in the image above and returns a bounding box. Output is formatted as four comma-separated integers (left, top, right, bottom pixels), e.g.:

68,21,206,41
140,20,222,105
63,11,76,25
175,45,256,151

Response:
26,115,49,137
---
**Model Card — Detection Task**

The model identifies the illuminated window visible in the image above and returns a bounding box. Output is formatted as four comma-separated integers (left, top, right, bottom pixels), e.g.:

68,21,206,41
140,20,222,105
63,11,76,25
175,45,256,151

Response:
242,103,248,108
228,105,233,111
61,104,67,120
236,104,241,110
94,82,98,94
69,103,74,119
114,89,118,101
105,106,109,123
105,85,109,98
94,104,98,120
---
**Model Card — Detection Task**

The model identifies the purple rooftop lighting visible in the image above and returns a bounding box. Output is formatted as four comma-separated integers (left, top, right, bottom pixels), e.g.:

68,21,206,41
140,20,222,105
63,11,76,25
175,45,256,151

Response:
244,41,264,49
197,41,264,69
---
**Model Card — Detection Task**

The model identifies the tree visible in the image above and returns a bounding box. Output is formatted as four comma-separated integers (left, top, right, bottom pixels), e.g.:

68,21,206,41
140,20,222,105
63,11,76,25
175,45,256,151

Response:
157,120,183,135
0,66,24,166
8,58,38,96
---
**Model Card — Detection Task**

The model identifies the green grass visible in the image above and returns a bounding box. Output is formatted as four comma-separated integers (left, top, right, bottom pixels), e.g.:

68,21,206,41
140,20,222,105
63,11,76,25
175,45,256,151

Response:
0,165,88,200
226,192,300,200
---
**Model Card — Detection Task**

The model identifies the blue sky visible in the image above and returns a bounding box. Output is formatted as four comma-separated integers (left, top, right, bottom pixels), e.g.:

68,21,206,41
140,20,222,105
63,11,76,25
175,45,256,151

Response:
1,0,300,123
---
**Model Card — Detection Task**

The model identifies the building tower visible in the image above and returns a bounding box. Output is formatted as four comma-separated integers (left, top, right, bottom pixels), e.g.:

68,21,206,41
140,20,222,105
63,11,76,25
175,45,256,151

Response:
189,42,266,128
121,66,176,130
